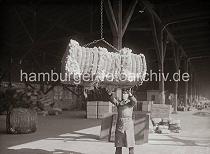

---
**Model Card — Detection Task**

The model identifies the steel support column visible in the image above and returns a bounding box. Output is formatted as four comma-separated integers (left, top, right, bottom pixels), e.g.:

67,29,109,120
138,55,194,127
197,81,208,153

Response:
173,44,182,113
105,0,138,50
149,13,167,104
105,0,138,99
184,58,189,106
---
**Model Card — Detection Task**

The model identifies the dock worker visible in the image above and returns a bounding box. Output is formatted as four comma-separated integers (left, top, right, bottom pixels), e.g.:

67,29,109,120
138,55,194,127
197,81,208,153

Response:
106,88,137,154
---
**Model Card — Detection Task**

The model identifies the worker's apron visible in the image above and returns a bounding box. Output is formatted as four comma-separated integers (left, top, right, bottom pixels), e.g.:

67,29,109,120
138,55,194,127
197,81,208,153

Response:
115,104,135,147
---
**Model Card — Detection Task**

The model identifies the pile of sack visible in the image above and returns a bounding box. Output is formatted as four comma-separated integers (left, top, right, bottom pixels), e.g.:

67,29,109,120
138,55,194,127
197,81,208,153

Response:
151,118,181,134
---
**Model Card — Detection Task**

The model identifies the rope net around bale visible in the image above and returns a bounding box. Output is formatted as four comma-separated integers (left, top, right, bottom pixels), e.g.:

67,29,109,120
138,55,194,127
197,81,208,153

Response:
61,40,147,90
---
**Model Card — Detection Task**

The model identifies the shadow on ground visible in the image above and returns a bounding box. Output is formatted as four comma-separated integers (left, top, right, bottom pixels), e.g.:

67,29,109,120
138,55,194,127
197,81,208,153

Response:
0,111,101,154
150,134,210,147
2,148,84,154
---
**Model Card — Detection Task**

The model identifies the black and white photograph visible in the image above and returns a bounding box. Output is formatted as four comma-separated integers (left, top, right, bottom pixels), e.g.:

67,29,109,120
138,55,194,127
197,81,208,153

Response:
0,0,210,154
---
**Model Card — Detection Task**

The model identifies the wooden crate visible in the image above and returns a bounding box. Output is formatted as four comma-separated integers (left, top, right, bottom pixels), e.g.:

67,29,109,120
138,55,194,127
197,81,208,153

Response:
87,101,98,119
98,101,112,118
151,104,171,118
142,101,153,112
87,101,112,119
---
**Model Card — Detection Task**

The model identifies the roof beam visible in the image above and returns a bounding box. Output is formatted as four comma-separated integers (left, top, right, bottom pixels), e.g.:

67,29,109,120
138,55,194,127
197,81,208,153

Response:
149,12,161,63
165,13,210,23
187,51,210,57
176,31,210,39
104,0,118,36
180,37,210,44
184,45,210,50
141,0,187,57
186,49,210,54
172,23,209,32
183,42,210,48
122,0,138,36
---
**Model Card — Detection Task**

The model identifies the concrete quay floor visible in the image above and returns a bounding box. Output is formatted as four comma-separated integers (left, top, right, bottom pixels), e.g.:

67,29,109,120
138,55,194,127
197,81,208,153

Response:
0,109,210,154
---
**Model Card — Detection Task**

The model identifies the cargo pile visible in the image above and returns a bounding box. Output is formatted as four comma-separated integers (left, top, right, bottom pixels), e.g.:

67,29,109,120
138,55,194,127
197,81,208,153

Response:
61,40,147,89
151,118,181,134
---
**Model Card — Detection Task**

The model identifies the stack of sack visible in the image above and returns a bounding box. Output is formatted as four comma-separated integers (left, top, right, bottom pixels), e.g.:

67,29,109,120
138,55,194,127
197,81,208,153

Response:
156,125,170,134
155,118,170,134
151,118,181,134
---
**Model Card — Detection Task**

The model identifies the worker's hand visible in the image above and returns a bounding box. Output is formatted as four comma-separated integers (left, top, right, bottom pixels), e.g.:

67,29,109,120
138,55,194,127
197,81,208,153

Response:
127,88,133,97
106,87,114,95
83,89,88,99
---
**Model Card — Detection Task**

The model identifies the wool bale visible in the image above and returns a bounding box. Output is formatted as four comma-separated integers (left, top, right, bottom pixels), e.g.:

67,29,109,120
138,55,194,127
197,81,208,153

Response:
61,40,147,89
7,108,37,134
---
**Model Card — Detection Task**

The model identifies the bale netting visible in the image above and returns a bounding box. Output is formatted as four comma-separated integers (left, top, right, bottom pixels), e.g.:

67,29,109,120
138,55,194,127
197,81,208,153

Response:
61,40,147,89
7,108,37,134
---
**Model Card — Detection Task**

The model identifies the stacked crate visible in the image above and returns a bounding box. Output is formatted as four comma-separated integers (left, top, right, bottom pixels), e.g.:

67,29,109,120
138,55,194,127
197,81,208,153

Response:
98,101,113,119
142,101,153,112
134,101,142,111
87,101,98,118
151,104,172,118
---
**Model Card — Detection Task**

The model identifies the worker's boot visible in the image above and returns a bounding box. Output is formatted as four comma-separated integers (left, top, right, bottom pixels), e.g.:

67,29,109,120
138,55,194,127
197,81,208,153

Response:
115,147,122,154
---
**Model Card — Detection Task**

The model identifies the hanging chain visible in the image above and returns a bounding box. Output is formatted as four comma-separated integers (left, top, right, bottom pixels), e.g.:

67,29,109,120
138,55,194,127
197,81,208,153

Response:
100,0,104,39
83,0,104,47
83,0,119,53
102,39,120,52
84,38,120,52
83,38,104,47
